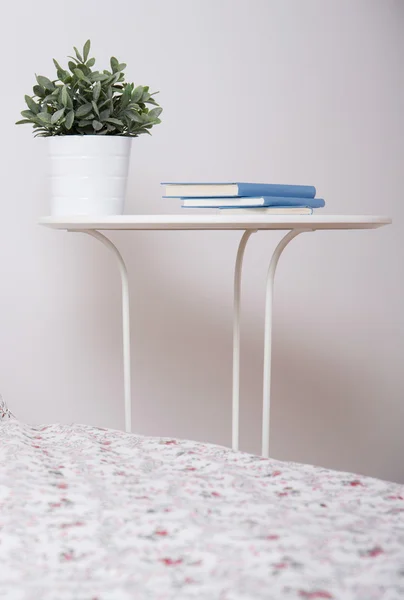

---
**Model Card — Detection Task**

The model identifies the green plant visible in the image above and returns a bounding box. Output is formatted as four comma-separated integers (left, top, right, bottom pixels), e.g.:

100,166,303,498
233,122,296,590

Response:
16,40,162,137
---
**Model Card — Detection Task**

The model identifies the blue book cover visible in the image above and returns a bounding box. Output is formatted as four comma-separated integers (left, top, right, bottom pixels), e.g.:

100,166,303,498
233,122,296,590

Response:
162,182,316,198
181,196,325,208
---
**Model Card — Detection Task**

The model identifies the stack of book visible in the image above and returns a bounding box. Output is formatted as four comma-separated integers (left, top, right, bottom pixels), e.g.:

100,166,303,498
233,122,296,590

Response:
162,182,325,215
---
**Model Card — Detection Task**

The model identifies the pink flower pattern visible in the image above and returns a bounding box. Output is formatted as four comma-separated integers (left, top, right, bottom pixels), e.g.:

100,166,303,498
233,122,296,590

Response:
0,403,403,599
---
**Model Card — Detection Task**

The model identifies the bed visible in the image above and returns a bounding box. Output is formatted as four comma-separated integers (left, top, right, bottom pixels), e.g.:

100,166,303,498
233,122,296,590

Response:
0,400,403,599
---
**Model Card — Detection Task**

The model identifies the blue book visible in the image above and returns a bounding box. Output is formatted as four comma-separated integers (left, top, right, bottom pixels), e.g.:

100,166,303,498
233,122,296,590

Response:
181,196,325,208
162,182,316,198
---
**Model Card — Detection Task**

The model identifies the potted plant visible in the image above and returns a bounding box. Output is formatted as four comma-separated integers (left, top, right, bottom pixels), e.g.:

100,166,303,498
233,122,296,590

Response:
16,40,162,216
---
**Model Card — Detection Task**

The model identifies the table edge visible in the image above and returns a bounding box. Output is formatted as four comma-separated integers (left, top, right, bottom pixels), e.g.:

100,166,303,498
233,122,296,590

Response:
38,214,392,231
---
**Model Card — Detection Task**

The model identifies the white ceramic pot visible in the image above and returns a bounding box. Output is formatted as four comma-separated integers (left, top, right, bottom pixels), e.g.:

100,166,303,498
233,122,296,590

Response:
48,136,132,216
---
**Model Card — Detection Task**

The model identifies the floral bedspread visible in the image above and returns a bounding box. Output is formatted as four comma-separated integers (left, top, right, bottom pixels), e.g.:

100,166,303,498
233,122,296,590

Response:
0,404,403,600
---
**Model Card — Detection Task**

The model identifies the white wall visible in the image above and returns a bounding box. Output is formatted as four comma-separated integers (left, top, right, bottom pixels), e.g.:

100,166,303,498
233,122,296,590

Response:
0,0,403,482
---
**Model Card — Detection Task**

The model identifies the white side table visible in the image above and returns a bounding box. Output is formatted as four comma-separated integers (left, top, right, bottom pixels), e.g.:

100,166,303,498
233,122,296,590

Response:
39,214,391,457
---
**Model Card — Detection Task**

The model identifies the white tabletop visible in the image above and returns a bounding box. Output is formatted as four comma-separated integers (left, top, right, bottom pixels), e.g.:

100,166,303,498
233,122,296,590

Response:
39,214,391,231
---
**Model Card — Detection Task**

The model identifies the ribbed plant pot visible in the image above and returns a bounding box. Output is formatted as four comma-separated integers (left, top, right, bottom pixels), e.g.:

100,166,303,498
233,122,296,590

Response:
48,136,132,216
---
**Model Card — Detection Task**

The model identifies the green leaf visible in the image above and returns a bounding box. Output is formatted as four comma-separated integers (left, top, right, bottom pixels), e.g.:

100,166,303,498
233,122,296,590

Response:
36,75,55,91
119,96,131,112
21,110,36,119
61,85,69,107
16,119,33,125
68,61,77,73
53,59,64,71
118,63,127,71
74,46,83,62
148,107,163,119
92,120,103,131
77,63,90,76
124,110,142,123
78,119,94,127
86,57,96,68
93,80,101,102
56,69,70,82
105,118,123,126
132,127,151,136
66,87,73,109
99,109,110,121
118,85,131,110
91,100,100,117
51,108,65,124
33,85,45,98
110,56,119,72
101,75,112,87
145,97,159,105
65,110,74,130
75,103,93,117
24,95,39,114
83,40,91,62
132,85,144,103
37,112,52,124
91,72,108,82
74,68,86,81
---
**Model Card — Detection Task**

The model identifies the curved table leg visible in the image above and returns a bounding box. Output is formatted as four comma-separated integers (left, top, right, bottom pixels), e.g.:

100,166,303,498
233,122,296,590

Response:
232,229,257,450
68,226,309,448
262,229,311,457
77,230,132,433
